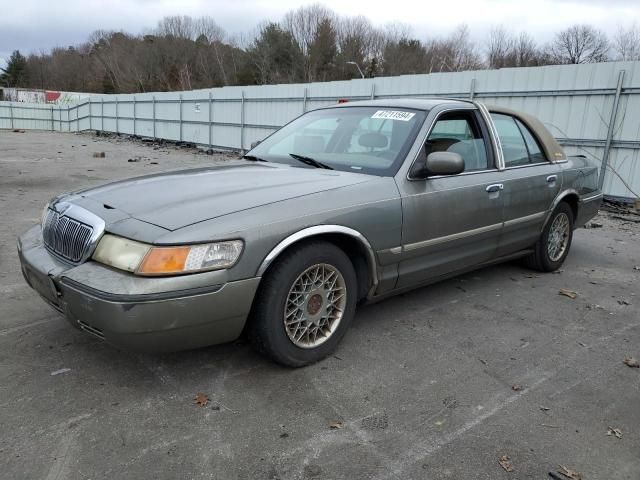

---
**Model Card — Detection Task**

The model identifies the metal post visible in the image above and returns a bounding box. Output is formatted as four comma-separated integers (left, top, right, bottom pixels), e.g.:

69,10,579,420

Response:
179,94,183,143
67,107,71,132
469,78,476,100
133,96,136,136
88,100,92,130
50,106,54,131
9,102,13,130
115,97,119,135
208,92,213,148
599,70,626,190
240,91,245,150
152,96,156,140
302,88,308,113
101,96,104,132
370,83,376,100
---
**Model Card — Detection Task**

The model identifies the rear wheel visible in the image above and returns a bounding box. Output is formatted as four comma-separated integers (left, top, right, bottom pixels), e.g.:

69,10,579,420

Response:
248,241,357,367
524,201,574,272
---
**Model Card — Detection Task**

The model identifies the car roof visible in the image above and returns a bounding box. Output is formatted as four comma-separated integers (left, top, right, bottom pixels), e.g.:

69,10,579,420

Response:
325,97,474,111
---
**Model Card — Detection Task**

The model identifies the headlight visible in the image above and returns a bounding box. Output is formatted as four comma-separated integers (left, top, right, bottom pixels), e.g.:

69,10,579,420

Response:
41,202,51,226
92,234,243,276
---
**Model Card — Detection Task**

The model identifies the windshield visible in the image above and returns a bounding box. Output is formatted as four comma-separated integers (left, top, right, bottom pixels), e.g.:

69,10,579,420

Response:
247,106,427,176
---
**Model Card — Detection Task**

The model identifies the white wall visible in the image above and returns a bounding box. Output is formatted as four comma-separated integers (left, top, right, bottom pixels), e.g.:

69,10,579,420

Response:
1,61,639,198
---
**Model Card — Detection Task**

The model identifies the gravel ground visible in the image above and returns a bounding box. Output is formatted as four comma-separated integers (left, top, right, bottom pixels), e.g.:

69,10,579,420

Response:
1,130,639,480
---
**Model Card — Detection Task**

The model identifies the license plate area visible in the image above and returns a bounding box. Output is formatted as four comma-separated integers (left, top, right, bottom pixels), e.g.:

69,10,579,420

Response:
23,264,60,307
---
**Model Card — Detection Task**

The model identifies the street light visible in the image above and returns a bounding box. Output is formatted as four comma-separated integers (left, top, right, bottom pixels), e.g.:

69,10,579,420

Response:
346,61,365,79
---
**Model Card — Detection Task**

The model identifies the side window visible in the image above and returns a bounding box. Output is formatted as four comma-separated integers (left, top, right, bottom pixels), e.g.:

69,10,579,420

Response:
425,112,489,172
515,119,547,163
490,113,529,167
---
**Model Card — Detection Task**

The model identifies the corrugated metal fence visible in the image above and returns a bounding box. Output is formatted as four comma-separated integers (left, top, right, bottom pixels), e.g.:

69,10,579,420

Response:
1,61,639,198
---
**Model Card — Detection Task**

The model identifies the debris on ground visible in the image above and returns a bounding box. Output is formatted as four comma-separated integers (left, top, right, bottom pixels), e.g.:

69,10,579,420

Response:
92,152,106,158
194,393,209,407
623,356,640,368
540,406,551,411
607,426,623,439
50,368,71,376
585,222,603,228
128,155,151,163
557,465,582,479
617,299,632,306
12,129,26,133
585,304,603,310
329,421,344,429
498,455,514,472
634,266,640,271
511,384,523,392
559,289,578,299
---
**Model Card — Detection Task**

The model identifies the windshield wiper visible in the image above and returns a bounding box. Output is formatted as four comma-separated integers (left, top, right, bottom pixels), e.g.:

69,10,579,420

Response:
289,153,334,170
242,154,268,162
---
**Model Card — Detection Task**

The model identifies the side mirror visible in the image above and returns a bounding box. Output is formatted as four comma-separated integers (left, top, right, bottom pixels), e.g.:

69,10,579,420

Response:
250,140,262,149
425,151,465,176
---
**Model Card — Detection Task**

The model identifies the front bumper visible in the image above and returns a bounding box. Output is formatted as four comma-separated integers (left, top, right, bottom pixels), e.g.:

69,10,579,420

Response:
17,225,260,353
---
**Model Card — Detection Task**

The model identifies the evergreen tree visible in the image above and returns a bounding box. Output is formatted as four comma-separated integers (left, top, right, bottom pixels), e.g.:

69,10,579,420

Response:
0,50,28,87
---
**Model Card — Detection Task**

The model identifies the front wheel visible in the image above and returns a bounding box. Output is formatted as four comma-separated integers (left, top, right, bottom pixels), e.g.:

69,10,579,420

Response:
248,241,357,367
524,201,574,272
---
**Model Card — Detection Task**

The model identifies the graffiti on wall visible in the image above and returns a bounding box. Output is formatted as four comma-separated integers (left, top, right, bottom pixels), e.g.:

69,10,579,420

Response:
0,88,94,104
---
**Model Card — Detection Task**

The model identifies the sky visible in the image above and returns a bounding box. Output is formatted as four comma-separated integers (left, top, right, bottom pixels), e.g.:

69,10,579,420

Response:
1,0,638,68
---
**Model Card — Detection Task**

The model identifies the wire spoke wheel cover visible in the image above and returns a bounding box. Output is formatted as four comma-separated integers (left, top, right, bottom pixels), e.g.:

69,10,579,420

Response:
547,212,570,262
284,263,347,349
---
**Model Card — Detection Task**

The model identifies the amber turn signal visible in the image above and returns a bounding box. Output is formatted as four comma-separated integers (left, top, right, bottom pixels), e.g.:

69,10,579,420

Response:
137,246,191,275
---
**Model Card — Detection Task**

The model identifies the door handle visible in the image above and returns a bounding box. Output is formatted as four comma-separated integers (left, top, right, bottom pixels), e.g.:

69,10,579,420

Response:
546,175,558,183
486,184,504,193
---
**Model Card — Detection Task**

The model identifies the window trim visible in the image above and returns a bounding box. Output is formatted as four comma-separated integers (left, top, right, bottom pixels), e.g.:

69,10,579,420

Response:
491,112,552,169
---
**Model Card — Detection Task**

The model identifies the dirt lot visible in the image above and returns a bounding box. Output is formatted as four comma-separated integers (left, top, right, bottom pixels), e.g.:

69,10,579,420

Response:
1,130,639,480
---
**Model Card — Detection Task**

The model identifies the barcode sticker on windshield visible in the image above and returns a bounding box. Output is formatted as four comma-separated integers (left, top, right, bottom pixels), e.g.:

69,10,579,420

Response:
371,110,416,121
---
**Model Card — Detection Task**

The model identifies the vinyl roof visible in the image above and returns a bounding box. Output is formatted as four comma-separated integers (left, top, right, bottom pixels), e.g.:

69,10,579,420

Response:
328,97,474,111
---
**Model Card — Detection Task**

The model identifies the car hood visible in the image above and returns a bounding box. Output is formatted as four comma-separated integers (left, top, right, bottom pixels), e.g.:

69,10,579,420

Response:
69,162,374,231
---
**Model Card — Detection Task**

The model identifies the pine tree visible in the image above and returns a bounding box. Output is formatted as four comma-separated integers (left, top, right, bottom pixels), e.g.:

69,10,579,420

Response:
0,50,28,87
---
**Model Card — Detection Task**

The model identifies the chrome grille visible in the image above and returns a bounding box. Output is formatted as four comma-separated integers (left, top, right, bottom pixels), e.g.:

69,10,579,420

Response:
42,209,94,263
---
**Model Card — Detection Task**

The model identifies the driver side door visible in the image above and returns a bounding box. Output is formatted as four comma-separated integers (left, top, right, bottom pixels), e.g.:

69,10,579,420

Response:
395,108,505,288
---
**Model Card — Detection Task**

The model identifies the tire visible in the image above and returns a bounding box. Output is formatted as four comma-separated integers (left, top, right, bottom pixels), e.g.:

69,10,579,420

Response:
248,241,358,367
524,201,574,272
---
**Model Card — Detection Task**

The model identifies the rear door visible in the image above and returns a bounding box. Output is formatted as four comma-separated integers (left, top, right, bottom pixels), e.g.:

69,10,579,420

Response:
394,108,505,288
490,113,561,256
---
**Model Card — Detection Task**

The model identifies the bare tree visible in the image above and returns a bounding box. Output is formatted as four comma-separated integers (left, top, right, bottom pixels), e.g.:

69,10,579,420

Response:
485,27,546,68
548,24,609,64
156,16,196,39
514,32,543,66
613,23,640,60
193,17,230,85
282,3,336,81
426,25,482,73
282,3,334,55
487,26,516,69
